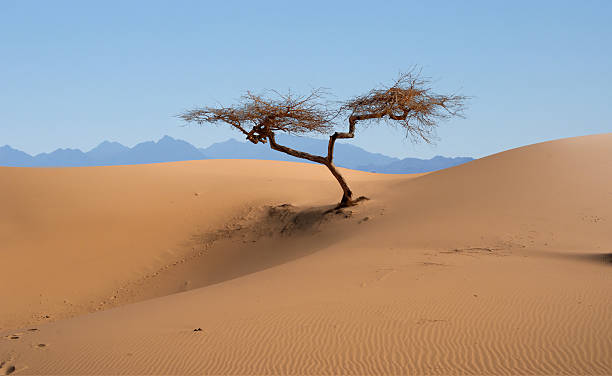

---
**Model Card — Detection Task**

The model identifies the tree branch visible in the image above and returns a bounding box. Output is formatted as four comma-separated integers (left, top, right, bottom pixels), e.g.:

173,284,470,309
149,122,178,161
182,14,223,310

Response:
268,132,327,164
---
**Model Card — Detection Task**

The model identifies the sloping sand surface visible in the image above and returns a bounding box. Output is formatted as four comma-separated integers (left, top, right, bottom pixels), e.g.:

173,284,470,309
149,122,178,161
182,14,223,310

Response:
1,134,610,374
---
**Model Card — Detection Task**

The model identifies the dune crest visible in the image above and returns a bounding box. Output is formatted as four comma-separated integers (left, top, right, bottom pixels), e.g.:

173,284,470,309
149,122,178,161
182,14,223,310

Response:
1,134,611,374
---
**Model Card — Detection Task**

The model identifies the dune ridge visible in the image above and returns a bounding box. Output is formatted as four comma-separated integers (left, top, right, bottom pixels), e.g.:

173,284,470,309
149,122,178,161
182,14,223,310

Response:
1,134,611,374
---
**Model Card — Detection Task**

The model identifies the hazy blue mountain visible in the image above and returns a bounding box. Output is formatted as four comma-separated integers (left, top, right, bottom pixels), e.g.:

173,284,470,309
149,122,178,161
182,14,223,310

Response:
359,155,474,173
0,136,206,167
0,145,34,167
87,141,131,165
200,138,278,160
0,135,473,173
275,135,398,169
201,135,398,170
122,135,204,164
33,148,91,167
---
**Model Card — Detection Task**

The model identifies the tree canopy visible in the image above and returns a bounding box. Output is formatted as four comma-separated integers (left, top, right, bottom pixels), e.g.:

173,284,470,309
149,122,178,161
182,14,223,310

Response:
180,71,467,207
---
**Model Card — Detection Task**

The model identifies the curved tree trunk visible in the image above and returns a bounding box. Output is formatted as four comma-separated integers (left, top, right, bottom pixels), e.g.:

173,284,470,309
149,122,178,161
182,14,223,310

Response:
268,131,364,208
324,162,353,206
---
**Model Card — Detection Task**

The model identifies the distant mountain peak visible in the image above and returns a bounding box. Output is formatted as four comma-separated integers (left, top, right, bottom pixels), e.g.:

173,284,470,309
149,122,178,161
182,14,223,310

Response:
158,135,177,143
88,141,130,164
35,147,85,155
90,140,128,149
98,140,123,146
0,145,33,167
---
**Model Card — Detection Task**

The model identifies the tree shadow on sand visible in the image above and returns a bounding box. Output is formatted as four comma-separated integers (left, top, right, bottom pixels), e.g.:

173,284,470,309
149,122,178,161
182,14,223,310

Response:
116,202,366,301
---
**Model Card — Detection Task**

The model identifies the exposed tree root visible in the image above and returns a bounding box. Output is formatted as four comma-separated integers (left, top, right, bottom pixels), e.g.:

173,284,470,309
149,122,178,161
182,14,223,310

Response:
323,195,370,213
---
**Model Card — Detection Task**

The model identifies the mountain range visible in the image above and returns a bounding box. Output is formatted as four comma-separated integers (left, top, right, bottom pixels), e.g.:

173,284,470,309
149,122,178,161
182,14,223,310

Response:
0,135,473,173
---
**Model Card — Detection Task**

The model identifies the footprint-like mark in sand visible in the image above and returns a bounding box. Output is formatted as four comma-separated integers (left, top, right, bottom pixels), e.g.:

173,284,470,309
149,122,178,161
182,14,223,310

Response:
416,318,448,325
440,247,508,257
0,360,16,375
420,261,448,267
376,268,396,281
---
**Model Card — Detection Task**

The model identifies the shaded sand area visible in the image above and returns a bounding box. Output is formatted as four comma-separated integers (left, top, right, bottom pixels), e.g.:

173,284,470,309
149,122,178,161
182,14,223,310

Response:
1,134,610,374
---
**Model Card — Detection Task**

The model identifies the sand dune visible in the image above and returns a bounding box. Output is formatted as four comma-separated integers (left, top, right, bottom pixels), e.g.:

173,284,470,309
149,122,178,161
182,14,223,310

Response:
1,134,610,374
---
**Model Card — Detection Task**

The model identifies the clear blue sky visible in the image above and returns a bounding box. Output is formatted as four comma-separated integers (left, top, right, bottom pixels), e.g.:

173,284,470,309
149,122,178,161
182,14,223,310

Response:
1,0,610,158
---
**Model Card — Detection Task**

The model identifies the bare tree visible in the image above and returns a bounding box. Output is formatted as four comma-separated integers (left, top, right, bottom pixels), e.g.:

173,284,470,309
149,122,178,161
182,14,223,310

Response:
179,71,467,208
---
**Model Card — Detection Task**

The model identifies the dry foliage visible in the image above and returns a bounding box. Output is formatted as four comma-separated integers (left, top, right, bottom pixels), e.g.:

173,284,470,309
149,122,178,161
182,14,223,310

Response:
179,89,335,145
179,71,468,207
342,72,467,143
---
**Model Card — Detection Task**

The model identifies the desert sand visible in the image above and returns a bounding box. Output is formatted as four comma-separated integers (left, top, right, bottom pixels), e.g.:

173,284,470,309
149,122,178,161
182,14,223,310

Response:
0,134,610,374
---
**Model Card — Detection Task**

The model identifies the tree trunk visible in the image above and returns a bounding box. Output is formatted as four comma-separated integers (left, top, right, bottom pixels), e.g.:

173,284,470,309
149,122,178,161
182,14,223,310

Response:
324,162,353,206
268,131,363,208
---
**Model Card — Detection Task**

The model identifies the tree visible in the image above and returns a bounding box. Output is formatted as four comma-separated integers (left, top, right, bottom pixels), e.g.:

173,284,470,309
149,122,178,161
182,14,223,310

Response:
179,71,467,208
